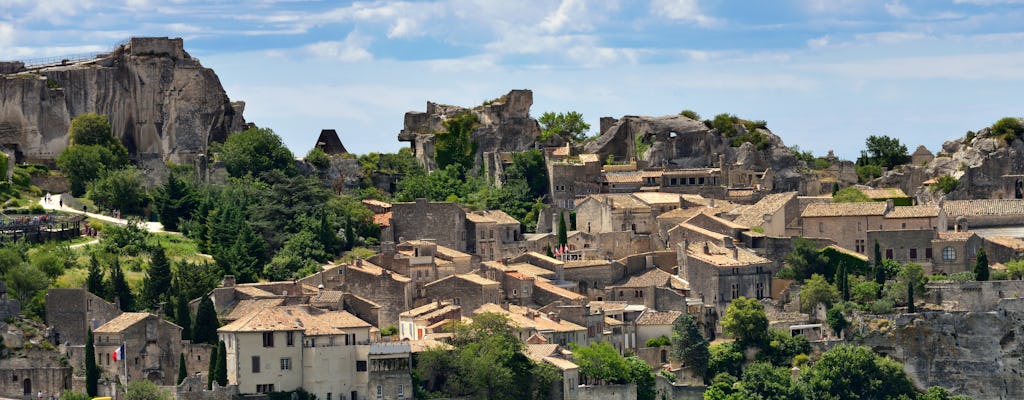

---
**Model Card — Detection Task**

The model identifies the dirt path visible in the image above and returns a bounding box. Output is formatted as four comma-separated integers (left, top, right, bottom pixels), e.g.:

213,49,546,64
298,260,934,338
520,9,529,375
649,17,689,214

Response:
37,196,167,233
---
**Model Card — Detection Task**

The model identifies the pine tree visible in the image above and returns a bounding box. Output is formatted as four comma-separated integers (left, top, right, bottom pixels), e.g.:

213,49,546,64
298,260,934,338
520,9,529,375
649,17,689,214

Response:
557,213,568,246
975,247,990,281
545,246,554,258
142,245,172,311
178,352,188,385
192,296,219,345
215,340,227,387
873,241,886,286
153,169,197,232
207,344,217,390
85,328,98,396
344,216,356,252
107,258,134,311
176,292,193,341
907,281,916,313
86,254,105,298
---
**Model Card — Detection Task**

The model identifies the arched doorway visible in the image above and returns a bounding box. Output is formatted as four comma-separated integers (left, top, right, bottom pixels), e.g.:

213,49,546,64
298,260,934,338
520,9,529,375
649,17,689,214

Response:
22,378,30,395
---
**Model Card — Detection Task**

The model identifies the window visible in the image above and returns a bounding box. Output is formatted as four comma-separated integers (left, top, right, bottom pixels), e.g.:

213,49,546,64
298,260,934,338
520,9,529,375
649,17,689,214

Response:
885,249,893,259
357,360,367,372
756,282,765,299
286,331,294,346
398,385,405,400
942,246,956,261
256,384,275,394
818,222,824,233
327,393,332,400
280,358,291,371
925,248,933,259
910,248,918,259
855,239,865,254
376,385,383,400
262,332,274,347
858,222,862,232
252,356,261,373
731,284,739,300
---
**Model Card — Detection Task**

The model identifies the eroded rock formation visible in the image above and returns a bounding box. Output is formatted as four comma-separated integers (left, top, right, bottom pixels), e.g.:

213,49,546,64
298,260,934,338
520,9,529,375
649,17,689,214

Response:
0,37,246,180
397,89,540,172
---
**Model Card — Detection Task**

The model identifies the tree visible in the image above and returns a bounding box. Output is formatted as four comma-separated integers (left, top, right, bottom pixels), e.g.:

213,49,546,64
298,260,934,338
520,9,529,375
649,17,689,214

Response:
85,328,98,396
141,245,172,311
736,361,793,400
874,241,886,285
679,109,701,120
56,144,124,196
669,314,709,379
175,291,193,341
215,127,295,178
177,352,187,385
59,391,90,400
538,111,591,142
215,340,227,387
4,262,49,305
826,307,848,337
799,274,839,313
783,238,831,282
125,380,172,400
837,263,850,301
721,297,768,347
707,342,743,381
304,147,331,170
107,258,133,311
907,281,916,313
798,344,915,399
760,329,810,367
975,247,990,281
858,134,910,170
88,167,150,214
192,296,219,345
69,113,116,147
557,212,568,247
832,186,871,203
86,254,105,298
153,169,198,231
991,117,1024,143
435,112,478,172
207,343,217,389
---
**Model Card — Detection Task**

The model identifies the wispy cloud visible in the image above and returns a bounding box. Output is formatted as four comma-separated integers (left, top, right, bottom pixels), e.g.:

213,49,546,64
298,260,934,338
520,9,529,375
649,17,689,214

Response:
650,0,717,27
304,31,374,62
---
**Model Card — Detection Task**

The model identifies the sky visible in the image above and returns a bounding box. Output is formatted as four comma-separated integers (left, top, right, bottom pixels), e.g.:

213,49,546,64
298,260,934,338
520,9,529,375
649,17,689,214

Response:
1,0,1023,159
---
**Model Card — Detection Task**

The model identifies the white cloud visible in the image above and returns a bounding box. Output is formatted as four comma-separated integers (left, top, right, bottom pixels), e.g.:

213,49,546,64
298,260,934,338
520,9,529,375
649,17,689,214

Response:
884,0,910,17
807,35,830,49
304,31,373,62
541,0,591,33
650,0,717,27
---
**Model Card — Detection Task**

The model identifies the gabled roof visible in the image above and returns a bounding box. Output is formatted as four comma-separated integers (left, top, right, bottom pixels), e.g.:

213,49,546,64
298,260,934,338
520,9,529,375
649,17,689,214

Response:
823,245,869,262
858,187,909,200
534,280,586,301
885,205,940,219
424,273,499,288
684,241,771,267
601,171,644,184
612,268,674,289
802,202,888,218
732,192,797,228
474,303,586,333
986,236,1024,251
219,305,370,334
942,199,1024,218
94,313,154,333
224,298,286,322
635,310,682,326
632,192,683,206
936,231,978,241
347,260,412,283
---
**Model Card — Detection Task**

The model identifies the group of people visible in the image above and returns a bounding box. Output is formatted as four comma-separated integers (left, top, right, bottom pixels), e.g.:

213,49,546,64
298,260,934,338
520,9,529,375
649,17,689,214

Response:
43,192,63,208
1,214,54,227
82,221,98,237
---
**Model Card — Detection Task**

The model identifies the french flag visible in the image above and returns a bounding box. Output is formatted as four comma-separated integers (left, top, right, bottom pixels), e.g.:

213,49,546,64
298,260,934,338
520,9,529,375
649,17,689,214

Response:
112,344,124,361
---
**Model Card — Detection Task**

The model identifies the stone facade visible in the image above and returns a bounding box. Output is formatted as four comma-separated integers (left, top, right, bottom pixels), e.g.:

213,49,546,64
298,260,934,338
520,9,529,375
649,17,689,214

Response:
388,199,468,252
93,313,183,386
678,240,773,321
0,350,72,400
422,274,500,316
337,260,414,328
45,288,122,346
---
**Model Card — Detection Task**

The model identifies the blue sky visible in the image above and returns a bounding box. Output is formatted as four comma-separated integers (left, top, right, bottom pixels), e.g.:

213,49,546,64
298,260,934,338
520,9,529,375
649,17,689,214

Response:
2,0,1023,159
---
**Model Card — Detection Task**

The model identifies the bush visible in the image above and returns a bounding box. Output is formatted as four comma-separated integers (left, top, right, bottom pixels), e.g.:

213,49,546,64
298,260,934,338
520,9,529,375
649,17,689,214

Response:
948,271,976,282
646,335,671,348
125,380,173,400
992,117,1024,144
1007,260,1024,279
868,299,894,314
305,147,331,170
856,164,882,183
992,269,1009,280
679,109,701,120
933,175,959,194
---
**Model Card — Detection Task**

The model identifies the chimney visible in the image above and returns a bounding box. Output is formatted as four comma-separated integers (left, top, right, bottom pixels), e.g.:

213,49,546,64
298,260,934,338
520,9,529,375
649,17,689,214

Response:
709,198,716,208
731,239,741,260
355,259,363,266
885,199,894,213
548,312,560,322
703,242,710,255
222,275,236,287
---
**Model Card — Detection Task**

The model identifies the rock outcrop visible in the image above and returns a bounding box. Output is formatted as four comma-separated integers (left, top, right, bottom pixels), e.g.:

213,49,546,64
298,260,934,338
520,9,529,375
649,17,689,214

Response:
397,89,540,172
0,37,246,179
584,114,821,193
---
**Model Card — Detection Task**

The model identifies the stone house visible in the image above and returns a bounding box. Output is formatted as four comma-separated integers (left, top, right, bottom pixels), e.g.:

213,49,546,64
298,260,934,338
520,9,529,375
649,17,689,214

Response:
45,288,122,346
217,305,412,400
371,240,472,291
678,240,773,321
336,260,415,328
729,191,799,237
911,145,934,166
561,260,627,299
204,277,311,315
984,236,1024,264
466,210,523,261
397,300,461,341
93,312,183,386
422,274,501,315
474,303,587,347
801,202,944,254
524,344,580,400
659,168,723,194
942,199,1024,229
866,229,940,270
0,350,72,400
930,231,984,275
607,268,689,309
388,199,468,252
575,193,684,235
546,147,602,210
857,187,913,206
634,310,682,350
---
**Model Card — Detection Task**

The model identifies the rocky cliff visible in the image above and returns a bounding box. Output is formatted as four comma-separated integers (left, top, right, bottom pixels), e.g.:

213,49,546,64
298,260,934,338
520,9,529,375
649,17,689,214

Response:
584,114,821,193
397,89,540,172
0,37,246,174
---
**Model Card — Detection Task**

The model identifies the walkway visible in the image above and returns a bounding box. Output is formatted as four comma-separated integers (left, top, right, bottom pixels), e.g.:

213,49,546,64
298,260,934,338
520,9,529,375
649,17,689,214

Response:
37,196,166,233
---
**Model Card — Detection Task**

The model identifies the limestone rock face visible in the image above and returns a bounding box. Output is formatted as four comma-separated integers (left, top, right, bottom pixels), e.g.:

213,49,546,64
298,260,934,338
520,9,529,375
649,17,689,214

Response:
0,37,246,172
397,89,540,172
908,120,1024,200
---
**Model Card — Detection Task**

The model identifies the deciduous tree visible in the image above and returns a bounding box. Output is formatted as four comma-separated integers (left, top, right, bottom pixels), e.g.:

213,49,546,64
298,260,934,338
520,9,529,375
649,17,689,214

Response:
539,111,591,142
721,297,768,347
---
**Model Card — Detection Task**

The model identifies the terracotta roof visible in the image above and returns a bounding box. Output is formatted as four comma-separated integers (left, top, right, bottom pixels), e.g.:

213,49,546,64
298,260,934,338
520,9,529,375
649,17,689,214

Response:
937,231,977,241
802,202,888,218
680,194,740,212
632,192,683,206
733,192,797,228
613,268,673,289
684,241,771,267
601,171,644,184
219,305,370,334
311,290,345,304
400,301,458,319
662,168,718,177
823,245,869,261
728,189,756,198
986,236,1024,251
885,205,940,219
551,146,570,156
524,344,560,362
635,310,682,326
942,199,1024,218
474,303,585,333
564,260,611,269
234,286,277,298
506,271,533,281
858,187,909,199
534,280,586,301
224,298,286,321
505,263,557,278
425,273,499,288
347,261,413,283
362,199,392,209
657,207,707,222
373,211,392,227
468,210,520,225
579,154,600,163
94,313,152,333
543,356,579,371
587,301,628,313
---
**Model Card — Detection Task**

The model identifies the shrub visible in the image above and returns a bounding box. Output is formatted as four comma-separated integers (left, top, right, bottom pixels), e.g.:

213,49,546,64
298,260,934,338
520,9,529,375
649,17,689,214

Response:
949,271,975,282
646,335,671,348
868,299,894,314
679,109,701,120
991,269,1009,280
933,175,959,194
305,147,331,170
992,117,1024,144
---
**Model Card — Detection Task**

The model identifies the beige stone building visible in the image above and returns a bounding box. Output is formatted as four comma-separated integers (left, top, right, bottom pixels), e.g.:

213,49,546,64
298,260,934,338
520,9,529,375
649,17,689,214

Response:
218,305,411,400
678,240,773,321
801,202,945,254
474,303,587,347
93,313,183,386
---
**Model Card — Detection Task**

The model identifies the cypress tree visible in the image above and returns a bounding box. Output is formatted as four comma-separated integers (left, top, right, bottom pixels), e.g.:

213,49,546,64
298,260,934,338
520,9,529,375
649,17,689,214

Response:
176,293,193,341
975,247,990,281
142,245,172,311
178,352,188,385
215,340,227,387
907,281,916,313
86,254,105,298
108,258,134,311
344,216,356,252
873,241,886,285
557,213,567,246
545,245,554,258
192,296,219,345
207,344,217,390
85,328,98,396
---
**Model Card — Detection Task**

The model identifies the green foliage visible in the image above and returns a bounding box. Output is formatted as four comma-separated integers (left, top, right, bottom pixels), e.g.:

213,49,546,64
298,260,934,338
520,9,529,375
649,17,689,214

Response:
69,113,115,147
783,238,832,282
721,297,768,347
858,135,911,170
735,361,794,400
851,278,882,304
974,247,990,281
826,307,848,336
85,329,98,396
107,258,133,311
558,213,568,246
679,109,701,120
573,340,655,397
381,325,398,337
539,111,591,142
215,127,296,178
856,164,883,183
634,133,650,160
436,112,479,171
59,391,90,400
869,298,895,314
832,186,872,203
991,117,1024,144
5,262,50,306
56,144,127,196
712,114,737,137
153,169,198,231
760,329,811,367
86,254,106,298
800,274,839,313
646,335,670,347
933,175,959,194
178,353,187,385
670,313,709,379
706,343,743,384
192,296,219,345
141,245,172,311
101,223,151,256
126,379,173,400
207,342,217,390
358,147,423,178
1007,260,1024,280
798,344,916,399
88,167,150,214
305,147,331,170
215,340,227,387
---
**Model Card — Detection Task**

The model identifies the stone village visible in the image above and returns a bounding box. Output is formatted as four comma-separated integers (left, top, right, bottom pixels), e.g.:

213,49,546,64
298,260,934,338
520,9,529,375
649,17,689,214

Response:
1,38,1023,400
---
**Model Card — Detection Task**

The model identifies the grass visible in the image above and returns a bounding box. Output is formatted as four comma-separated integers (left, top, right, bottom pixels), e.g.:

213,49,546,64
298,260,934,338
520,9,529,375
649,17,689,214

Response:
56,231,208,290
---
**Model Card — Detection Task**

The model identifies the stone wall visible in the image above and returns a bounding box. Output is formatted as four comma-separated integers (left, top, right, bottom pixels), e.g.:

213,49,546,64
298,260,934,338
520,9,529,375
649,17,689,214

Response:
0,350,72,400
45,288,121,346
341,264,413,328
577,383,635,400
343,293,382,328
183,342,213,382
175,375,238,400
389,200,467,252
926,280,1024,312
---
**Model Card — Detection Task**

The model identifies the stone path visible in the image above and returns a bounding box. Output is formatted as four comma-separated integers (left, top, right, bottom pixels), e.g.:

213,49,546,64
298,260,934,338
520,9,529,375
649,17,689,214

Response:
36,196,167,233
